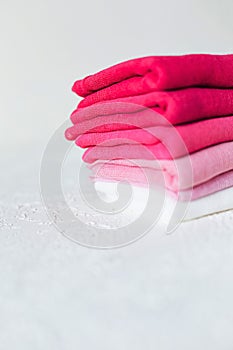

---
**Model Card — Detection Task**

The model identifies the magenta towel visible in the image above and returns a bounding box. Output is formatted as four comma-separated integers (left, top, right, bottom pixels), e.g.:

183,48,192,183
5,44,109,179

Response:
75,116,233,153
69,88,233,127
72,54,233,107
88,141,233,191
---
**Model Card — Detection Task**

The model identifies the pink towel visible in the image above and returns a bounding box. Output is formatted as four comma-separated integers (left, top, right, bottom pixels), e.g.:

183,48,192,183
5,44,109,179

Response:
92,166,233,202
81,115,233,161
75,116,233,154
88,141,233,192
72,54,233,107
69,88,233,127
171,170,233,201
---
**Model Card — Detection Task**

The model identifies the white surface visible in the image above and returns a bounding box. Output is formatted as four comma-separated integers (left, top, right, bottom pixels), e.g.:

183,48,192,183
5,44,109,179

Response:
1,0,233,348
1,0,233,151
1,193,233,350
1,150,233,349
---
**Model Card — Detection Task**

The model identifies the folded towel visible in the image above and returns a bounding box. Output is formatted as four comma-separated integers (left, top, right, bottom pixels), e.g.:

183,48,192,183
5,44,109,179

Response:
72,54,233,107
95,180,233,221
75,116,233,154
171,170,233,201
70,88,233,126
93,168,233,201
82,119,233,161
86,141,233,191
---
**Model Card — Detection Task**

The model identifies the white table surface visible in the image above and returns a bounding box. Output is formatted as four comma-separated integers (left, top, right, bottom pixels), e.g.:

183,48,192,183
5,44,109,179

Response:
1,149,233,350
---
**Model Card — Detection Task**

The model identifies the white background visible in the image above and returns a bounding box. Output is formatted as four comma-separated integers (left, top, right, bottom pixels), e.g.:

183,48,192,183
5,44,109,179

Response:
1,0,233,153
0,0,233,349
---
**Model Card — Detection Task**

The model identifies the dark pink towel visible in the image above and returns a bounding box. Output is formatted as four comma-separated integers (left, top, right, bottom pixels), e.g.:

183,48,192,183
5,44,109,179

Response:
75,116,233,151
82,115,233,162
72,54,233,107
69,88,233,130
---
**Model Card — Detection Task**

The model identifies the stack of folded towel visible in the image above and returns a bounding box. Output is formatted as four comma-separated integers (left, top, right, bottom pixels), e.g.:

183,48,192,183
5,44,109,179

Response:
65,54,233,202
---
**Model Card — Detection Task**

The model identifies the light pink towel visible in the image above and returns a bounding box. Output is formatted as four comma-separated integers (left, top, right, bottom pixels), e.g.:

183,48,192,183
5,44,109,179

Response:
87,141,233,191
72,54,233,107
171,170,233,201
92,166,233,201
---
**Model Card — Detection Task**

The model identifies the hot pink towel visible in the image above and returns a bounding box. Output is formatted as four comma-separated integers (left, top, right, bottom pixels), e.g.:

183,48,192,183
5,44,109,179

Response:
81,116,233,161
69,88,233,127
75,116,233,153
72,54,233,107
88,141,233,192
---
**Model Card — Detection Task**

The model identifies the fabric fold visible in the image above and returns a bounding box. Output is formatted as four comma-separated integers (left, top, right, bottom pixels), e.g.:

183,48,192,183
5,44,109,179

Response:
70,88,233,126
94,169,233,201
75,115,233,151
81,120,233,161
86,141,233,191
72,54,233,107
94,180,233,220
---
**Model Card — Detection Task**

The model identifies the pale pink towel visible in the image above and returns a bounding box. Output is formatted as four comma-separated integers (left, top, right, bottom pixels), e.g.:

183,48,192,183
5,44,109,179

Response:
88,141,233,191
172,170,233,201
92,167,233,201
